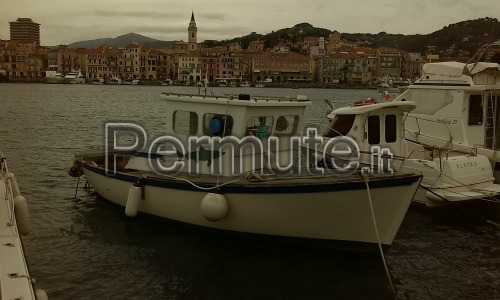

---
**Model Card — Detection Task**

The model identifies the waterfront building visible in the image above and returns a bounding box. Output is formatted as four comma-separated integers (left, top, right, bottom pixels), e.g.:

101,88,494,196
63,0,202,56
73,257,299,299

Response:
201,48,222,82
87,45,123,79
146,49,158,80
402,52,423,81
156,49,169,80
313,51,372,84
177,51,202,83
9,18,40,45
123,44,141,79
54,45,87,75
376,48,405,79
250,51,310,83
0,40,39,78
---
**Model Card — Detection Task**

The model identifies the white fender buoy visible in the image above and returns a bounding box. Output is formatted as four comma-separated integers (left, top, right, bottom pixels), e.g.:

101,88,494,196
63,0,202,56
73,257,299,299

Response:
125,184,142,217
35,288,49,300
200,193,228,222
14,195,32,235
9,172,21,197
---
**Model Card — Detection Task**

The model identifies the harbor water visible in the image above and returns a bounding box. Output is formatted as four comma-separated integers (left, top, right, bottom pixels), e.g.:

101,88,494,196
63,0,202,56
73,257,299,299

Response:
0,83,499,299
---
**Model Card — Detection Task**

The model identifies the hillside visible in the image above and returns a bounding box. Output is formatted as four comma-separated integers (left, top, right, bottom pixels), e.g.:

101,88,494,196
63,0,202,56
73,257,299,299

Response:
63,18,500,57
67,32,175,49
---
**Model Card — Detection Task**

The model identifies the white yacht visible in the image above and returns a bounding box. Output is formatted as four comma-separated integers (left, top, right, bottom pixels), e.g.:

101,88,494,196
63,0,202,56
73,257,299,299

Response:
64,70,85,84
320,100,500,207
393,60,500,179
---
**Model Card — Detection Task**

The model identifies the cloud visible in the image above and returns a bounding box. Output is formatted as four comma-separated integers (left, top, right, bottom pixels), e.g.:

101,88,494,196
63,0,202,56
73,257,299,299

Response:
201,13,226,21
93,10,183,19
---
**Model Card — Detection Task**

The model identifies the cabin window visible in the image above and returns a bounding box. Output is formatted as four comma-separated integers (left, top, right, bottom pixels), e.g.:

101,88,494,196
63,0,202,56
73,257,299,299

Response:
203,113,233,137
246,116,274,139
274,115,299,136
385,115,397,143
173,111,198,135
324,115,355,137
368,115,380,144
468,95,483,126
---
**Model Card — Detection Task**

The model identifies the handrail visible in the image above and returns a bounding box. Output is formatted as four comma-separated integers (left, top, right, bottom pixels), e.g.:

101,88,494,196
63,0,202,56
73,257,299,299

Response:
407,115,453,143
0,153,16,226
160,92,311,102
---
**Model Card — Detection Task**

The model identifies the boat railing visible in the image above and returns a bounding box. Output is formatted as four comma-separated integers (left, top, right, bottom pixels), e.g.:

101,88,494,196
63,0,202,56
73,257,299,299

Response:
160,92,310,102
0,152,16,226
406,115,453,143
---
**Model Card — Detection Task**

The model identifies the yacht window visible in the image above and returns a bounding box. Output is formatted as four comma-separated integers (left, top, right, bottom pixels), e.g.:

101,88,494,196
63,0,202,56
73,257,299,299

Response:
173,111,198,135
203,113,233,137
468,95,483,126
368,115,380,144
274,115,299,136
385,115,397,143
246,116,274,139
324,115,355,137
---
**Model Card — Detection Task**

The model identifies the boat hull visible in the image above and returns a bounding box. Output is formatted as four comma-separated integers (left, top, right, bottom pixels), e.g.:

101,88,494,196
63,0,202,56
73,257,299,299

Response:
65,78,86,84
46,77,65,84
82,163,420,246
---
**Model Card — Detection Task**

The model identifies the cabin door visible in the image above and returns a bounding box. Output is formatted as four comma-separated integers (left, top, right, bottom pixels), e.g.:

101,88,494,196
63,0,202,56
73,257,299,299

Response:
366,112,403,157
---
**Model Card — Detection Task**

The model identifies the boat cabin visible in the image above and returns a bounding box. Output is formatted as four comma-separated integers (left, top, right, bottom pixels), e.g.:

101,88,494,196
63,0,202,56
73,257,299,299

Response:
394,62,500,152
153,93,311,175
322,101,417,163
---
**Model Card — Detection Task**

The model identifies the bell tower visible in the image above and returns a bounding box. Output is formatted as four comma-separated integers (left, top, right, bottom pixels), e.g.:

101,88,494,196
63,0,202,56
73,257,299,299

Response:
188,11,197,51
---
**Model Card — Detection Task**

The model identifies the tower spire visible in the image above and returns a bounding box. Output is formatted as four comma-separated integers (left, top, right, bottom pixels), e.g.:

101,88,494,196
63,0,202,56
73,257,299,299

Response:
188,11,198,51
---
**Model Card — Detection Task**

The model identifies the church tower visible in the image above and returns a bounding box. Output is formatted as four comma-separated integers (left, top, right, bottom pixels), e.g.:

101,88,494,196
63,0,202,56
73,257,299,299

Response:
188,11,197,51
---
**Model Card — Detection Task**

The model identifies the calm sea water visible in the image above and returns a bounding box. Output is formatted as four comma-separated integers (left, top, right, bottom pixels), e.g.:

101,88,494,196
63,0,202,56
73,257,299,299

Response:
0,83,499,300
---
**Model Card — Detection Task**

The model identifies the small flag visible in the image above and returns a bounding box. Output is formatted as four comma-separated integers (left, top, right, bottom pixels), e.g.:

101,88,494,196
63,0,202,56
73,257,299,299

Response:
384,90,391,100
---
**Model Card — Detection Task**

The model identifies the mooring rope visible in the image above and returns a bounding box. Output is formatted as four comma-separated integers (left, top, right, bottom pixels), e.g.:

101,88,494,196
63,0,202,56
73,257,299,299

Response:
362,173,398,299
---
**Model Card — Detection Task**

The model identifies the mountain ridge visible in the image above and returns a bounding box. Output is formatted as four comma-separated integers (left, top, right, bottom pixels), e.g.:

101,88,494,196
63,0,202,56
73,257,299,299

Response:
60,17,500,57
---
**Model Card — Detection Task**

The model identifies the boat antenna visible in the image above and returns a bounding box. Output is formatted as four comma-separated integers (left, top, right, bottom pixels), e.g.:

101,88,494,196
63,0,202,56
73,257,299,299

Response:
465,41,500,75
465,21,499,75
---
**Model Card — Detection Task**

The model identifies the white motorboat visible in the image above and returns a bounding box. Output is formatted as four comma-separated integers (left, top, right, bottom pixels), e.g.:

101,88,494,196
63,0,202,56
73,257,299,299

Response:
255,81,265,88
240,81,251,87
108,77,122,85
217,79,228,87
161,79,172,86
68,93,421,247
122,79,139,85
91,78,104,85
375,76,401,94
64,70,85,84
393,59,500,179
45,65,64,84
319,99,500,207
0,152,48,299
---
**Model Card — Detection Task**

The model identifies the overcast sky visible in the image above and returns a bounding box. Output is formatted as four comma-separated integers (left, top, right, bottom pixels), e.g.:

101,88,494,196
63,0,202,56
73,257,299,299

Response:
1,0,498,46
